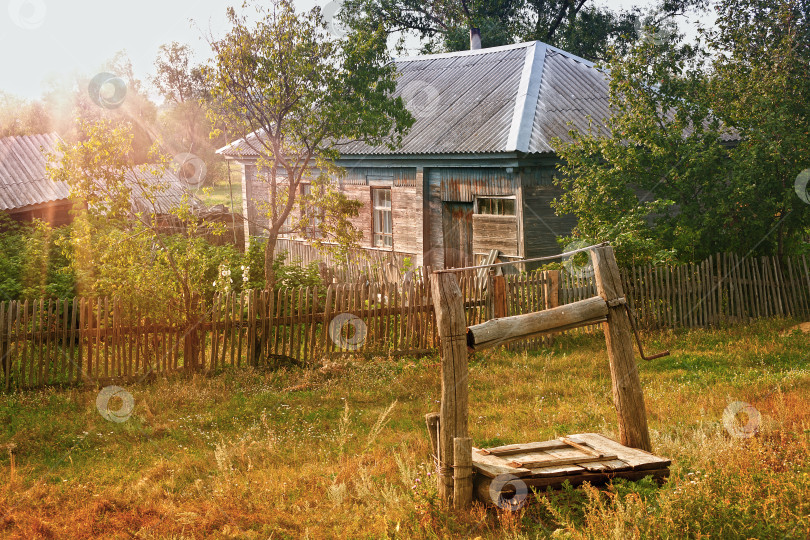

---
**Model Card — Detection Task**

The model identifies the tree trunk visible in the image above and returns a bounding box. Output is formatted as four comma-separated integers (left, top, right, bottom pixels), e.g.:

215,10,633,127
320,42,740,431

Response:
264,233,278,290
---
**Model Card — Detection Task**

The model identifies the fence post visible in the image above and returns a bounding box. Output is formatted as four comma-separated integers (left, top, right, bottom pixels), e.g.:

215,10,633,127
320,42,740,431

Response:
493,275,507,319
430,272,469,506
1,301,7,391
543,270,560,310
591,246,652,452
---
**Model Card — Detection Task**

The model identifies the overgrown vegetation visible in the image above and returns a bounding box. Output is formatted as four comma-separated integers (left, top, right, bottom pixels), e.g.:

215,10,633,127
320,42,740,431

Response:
554,0,810,267
1,319,807,538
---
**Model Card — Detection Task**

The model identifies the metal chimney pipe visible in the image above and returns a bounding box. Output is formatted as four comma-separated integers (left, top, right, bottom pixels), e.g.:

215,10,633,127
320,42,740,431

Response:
470,27,482,50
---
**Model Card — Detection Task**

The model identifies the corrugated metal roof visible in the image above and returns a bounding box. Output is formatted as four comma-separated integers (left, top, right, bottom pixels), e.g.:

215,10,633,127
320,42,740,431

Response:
218,41,614,158
528,50,612,153
218,41,741,158
125,167,199,215
0,133,69,211
0,133,196,215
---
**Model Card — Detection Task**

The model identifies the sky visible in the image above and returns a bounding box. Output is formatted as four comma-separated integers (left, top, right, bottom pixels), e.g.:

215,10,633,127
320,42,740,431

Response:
0,0,701,101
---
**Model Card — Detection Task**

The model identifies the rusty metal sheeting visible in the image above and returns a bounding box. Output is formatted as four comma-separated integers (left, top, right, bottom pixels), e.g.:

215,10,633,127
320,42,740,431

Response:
430,168,517,203
0,133,69,211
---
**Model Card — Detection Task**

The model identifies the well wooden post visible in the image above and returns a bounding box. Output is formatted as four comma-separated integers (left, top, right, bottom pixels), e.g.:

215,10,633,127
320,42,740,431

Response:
591,246,652,452
430,272,469,505
453,437,473,508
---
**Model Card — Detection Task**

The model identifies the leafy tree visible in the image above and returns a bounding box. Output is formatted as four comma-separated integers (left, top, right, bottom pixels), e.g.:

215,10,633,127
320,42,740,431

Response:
0,92,53,137
47,120,234,320
341,0,643,59
206,0,413,286
340,0,710,61
552,0,810,266
152,42,227,186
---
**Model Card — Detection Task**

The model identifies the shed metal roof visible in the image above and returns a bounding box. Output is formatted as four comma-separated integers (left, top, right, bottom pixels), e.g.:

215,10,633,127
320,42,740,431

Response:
0,132,197,215
218,40,612,159
0,133,69,211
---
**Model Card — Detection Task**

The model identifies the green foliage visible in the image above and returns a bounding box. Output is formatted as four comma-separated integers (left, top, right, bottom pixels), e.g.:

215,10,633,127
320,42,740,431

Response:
340,0,650,61
0,217,75,301
207,0,412,284
553,0,810,265
151,41,227,186
244,240,324,292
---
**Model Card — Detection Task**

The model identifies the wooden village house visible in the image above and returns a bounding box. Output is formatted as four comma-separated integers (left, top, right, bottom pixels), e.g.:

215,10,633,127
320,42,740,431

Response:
218,40,612,269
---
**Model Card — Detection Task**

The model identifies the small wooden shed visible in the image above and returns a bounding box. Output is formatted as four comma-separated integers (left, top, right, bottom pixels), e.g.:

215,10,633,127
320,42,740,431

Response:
0,133,73,226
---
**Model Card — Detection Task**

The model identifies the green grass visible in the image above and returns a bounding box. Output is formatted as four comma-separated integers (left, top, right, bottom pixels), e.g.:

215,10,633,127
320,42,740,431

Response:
198,182,242,212
1,318,809,538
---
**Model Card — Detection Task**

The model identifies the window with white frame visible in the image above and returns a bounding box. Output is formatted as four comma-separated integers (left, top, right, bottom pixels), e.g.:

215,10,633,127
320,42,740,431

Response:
372,188,393,248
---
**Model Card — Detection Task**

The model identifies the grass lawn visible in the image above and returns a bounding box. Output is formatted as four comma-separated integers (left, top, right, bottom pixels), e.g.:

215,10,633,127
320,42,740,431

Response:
1,318,809,538
198,182,242,212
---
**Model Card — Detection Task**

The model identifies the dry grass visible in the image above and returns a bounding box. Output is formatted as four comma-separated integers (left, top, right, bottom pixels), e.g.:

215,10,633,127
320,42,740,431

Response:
0,317,809,538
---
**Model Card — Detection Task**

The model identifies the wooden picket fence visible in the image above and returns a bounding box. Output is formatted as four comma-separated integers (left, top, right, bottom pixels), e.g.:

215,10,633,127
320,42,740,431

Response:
1,253,809,391
620,253,810,329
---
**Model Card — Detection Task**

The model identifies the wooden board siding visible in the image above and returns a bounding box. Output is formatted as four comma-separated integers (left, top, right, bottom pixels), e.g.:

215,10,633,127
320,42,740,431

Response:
241,164,424,260
521,168,576,261
431,168,518,203
472,215,519,256
428,174,445,269
442,202,473,269
5,200,74,227
342,184,373,245
427,167,519,269
392,185,423,260
242,163,268,239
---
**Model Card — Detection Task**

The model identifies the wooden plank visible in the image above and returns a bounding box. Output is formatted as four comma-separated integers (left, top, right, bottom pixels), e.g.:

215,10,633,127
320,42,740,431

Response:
571,433,670,470
508,453,618,469
0,302,7,390
35,299,44,386
477,467,671,502
471,449,533,479
481,440,574,456
321,285,334,356
527,463,587,477
21,300,30,388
